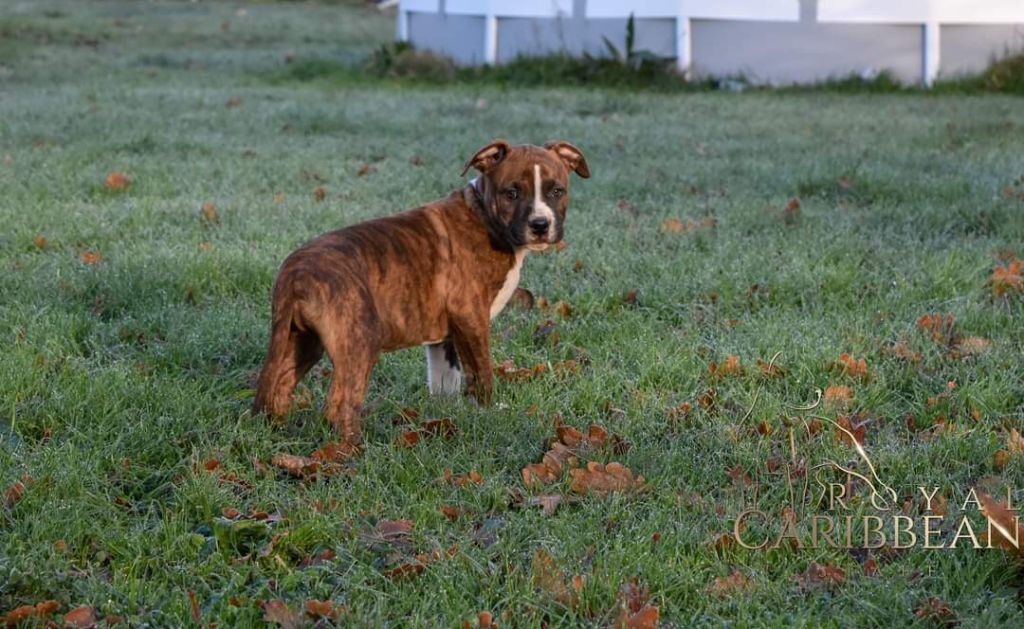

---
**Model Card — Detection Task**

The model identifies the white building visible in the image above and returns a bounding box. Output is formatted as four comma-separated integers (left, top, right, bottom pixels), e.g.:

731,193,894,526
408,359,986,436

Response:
397,1,1024,85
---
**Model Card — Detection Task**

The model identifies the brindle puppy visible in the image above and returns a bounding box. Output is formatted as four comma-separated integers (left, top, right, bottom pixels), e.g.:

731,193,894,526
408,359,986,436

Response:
253,140,590,445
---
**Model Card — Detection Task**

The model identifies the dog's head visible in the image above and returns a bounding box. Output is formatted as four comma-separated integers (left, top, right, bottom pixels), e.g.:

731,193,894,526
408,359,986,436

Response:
463,139,590,252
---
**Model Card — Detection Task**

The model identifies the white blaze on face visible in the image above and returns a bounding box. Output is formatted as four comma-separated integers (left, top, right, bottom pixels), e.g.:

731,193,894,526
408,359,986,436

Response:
530,164,555,234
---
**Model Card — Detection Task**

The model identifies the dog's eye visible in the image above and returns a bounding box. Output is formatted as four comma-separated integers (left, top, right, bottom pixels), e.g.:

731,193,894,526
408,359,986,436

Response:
547,187,565,199
503,188,519,201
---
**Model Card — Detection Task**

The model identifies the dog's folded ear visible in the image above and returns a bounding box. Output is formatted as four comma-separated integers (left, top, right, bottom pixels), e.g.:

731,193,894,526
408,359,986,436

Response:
462,139,511,176
545,141,591,178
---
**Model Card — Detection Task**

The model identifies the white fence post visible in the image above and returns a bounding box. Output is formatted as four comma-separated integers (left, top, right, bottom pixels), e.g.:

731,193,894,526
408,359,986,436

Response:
397,8,409,41
676,12,692,76
923,20,940,86
484,12,498,64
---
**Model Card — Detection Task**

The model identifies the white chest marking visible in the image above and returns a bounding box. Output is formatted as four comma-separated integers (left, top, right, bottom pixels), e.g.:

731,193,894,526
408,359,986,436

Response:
490,249,526,319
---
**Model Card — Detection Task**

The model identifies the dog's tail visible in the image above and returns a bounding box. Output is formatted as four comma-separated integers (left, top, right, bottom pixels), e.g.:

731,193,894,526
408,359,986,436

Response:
252,290,305,416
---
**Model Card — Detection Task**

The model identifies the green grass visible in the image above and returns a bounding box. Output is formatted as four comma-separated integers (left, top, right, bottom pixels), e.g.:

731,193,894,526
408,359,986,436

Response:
2,1,1024,626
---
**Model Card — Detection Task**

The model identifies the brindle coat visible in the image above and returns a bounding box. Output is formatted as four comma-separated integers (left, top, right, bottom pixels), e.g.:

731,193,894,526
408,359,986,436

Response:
253,140,590,445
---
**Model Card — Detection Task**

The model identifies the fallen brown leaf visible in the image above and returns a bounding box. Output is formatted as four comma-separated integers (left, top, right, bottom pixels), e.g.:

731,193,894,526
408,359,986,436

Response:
63,606,97,628
201,202,219,224
706,571,751,597
310,441,358,463
916,313,957,345
991,258,1022,297
569,462,645,496
263,599,300,629
4,474,31,508
913,597,957,626
440,505,462,521
979,491,1024,556
837,353,869,381
824,385,853,407
525,495,563,517
756,358,786,378
3,601,61,625
80,250,103,265
532,550,579,608
105,171,130,190
270,453,319,478
836,415,866,446
303,599,343,620
885,341,922,363
794,562,846,589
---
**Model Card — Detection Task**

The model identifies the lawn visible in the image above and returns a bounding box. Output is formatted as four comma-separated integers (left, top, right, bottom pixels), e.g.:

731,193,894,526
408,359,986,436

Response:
2,1,1024,626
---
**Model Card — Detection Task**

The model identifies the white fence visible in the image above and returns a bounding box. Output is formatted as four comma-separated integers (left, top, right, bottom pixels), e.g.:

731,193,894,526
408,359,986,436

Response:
397,0,1024,85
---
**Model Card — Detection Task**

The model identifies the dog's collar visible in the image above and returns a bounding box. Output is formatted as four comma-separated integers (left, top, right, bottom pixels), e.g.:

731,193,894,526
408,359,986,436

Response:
465,175,486,214
463,176,515,254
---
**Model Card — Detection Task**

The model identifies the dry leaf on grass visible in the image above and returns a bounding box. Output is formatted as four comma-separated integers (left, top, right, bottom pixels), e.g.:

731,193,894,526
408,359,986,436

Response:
3,601,61,625
440,505,462,520
4,474,31,508
311,441,358,463
916,313,957,345
303,599,343,620
824,385,853,407
397,418,458,447
913,597,957,626
263,599,300,629
794,562,846,590
613,579,658,629
978,491,1024,556
569,462,646,496
956,336,990,354
522,494,563,517
80,250,103,265
884,341,922,363
200,202,219,224
374,519,414,543
990,258,1022,297
706,571,752,597
495,359,544,382
188,590,201,623
382,562,425,579
709,355,744,378
105,171,130,190
270,453,319,478
756,358,786,378
383,545,457,579
63,606,97,628
837,353,869,381
531,550,582,608
836,416,866,446
522,441,575,486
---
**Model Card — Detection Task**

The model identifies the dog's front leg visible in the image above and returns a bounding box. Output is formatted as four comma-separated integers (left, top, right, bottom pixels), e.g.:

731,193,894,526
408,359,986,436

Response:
426,339,462,395
450,318,493,406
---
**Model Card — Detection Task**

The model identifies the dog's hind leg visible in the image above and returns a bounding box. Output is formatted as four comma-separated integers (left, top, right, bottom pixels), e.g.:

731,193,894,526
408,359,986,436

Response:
319,297,380,445
323,337,378,446
426,338,462,394
253,320,323,418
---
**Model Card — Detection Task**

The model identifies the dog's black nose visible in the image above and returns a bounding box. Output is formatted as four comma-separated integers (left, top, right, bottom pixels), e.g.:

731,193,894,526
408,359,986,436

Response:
528,217,550,235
